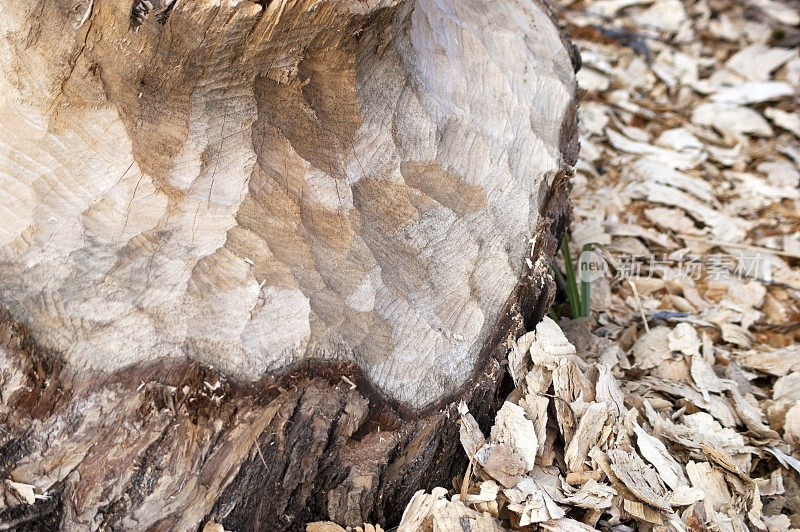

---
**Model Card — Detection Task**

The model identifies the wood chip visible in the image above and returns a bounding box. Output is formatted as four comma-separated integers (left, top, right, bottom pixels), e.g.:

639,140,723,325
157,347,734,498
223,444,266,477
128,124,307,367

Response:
504,476,566,525
490,402,538,472
565,402,609,472
5,480,36,505
633,424,689,490
607,449,672,512
476,444,528,489
387,1,800,528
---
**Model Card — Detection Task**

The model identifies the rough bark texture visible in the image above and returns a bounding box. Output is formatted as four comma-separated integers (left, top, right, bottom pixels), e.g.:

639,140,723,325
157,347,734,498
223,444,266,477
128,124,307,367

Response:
0,0,578,529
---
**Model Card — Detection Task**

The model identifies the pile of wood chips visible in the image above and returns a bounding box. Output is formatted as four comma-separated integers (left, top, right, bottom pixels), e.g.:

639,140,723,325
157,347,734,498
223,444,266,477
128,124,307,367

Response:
309,0,800,529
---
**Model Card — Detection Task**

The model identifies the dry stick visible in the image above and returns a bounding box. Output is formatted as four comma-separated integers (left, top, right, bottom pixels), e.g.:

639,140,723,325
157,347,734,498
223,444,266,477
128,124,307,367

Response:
602,249,649,332
460,460,473,498
255,442,269,470
626,277,650,333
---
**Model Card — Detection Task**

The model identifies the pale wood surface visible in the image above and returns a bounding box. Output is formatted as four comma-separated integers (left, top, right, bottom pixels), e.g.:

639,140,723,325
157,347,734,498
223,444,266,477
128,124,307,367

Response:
0,0,575,408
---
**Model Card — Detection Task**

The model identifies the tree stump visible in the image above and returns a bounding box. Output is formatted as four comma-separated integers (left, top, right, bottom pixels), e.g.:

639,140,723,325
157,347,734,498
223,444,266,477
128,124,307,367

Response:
0,0,579,529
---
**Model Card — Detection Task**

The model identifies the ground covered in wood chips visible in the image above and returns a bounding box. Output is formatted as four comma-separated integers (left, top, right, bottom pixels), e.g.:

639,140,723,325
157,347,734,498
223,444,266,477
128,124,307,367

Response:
305,0,800,530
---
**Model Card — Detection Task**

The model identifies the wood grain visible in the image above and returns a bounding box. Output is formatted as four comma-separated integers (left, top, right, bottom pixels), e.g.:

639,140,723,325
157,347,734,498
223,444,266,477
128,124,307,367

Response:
0,0,576,408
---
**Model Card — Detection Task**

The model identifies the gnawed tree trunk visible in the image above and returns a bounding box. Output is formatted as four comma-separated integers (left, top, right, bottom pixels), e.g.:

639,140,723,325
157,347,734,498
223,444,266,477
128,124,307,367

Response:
0,0,578,529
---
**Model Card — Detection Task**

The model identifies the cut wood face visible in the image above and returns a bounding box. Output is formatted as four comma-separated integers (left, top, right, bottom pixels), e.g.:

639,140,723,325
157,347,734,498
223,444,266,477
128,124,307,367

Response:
0,0,575,408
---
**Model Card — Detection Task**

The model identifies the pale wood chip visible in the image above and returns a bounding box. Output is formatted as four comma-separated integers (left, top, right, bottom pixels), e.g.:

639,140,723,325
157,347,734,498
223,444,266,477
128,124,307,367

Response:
539,518,598,532
632,0,686,32
773,371,800,402
781,403,800,448
553,356,594,404
727,170,800,201
728,389,780,439
699,449,765,532
490,401,538,471
509,331,536,385
565,471,604,485
431,499,504,532
693,102,773,138
552,357,595,444
606,129,702,169
751,0,800,25
504,476,566,526
595,364,627,421
725,44,797,81
640,378,739,427
700,444,754,487
458,402,487,463
668,323,701,356
762,514,792,532
306,523,346,532
399,487,501,532
686,461,731,511
632,423,688,490
524,365,554,395
530,317,576,369
622,499,663,525
640,181,753,240
461,480,500,506
520,393,549,461
607,221,678,250
5,480,36,505
720,323,753,349
563,478,616,509
668,485,705,507
710,81,795,105
578,103,610,137
397,487,449,532
530,465,569,504
704,506,748,532
631,326,673,370
765,108,800,138
736,345,800,376
690,353,729,401
633,158,715,203
650,407,749,461
644,207,705,236
475,444,527,488
577,68,610,92
586,0,654,18
607,448,672,512
599,345,627,370
768,447,800,476
565,402,609,473
720,278,768,309
756,468,784,497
